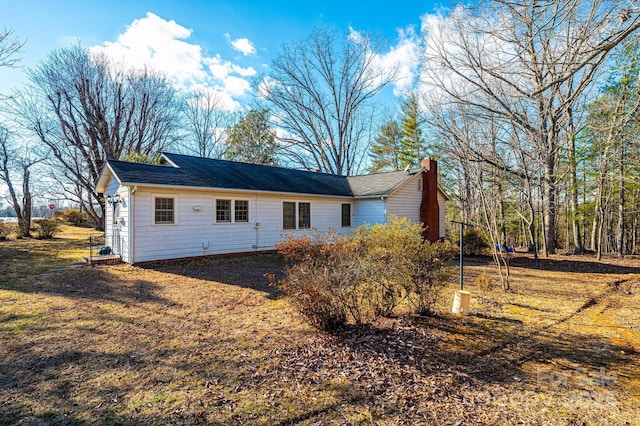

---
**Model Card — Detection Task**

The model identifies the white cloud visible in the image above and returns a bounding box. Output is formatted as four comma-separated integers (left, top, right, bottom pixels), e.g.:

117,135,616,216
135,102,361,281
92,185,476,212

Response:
90,12,257,111
418,6,531,105
256,75,278,99
224,33,257,56
204,55,256,98
377,27,421,96
92,12,206,84
348,27,421,96
188,83,242,112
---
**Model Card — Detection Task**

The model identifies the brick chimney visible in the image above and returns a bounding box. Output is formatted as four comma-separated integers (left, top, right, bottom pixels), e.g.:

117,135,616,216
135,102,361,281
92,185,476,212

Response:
419,158,441,242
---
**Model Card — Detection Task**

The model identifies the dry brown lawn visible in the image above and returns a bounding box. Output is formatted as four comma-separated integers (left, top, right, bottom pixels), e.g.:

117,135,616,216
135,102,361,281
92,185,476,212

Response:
1,226,639,425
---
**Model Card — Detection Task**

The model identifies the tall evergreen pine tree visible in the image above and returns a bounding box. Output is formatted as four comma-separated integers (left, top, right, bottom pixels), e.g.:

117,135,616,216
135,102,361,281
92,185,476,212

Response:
369,120,401,172
398,93,424,168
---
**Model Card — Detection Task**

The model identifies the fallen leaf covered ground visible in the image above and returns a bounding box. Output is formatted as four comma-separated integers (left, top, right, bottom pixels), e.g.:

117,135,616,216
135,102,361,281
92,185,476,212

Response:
0,226,638,424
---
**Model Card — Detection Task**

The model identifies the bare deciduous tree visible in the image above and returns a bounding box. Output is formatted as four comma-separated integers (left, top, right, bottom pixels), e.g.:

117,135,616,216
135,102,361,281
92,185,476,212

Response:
0,27,24,69
421,0,640,254
183,88,235,158
0,126,42,237
585,42,640,258
261,28,397,175
15,45,181,229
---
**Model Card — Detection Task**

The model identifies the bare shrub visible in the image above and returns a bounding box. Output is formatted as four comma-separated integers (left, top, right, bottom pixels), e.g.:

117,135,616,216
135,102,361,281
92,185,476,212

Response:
354,217,456,316
274,231,370,331
61,208,88,225
454,228,490,256
34,218,62,239
0,222,14,240
274,217,455,332
476,269,492,292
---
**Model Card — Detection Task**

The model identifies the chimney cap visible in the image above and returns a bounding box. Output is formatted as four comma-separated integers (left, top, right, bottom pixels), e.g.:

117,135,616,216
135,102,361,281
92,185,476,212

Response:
421,157,437,170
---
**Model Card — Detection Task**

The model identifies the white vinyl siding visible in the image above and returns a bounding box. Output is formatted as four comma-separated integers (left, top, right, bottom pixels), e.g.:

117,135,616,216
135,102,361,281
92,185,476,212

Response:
104,178,130,262
353,199,387,227
386,174,422,223
130,188,351,263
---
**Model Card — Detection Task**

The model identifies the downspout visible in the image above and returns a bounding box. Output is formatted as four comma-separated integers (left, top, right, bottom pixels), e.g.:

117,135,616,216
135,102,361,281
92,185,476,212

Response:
254,195,259,251
129,186,137,264
382,196,388,222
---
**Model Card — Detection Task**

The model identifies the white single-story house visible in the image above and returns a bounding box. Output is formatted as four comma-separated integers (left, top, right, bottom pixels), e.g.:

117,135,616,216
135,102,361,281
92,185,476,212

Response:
95,153,448,264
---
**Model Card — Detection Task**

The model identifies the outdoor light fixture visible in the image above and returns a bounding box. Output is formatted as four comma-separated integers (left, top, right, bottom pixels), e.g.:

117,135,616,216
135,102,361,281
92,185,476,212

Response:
106,194,121,205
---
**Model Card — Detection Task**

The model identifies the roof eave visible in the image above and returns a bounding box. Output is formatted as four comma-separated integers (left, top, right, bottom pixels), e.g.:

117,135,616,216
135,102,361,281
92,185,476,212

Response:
160,152,180,168
95,162,120,193
117,181,354,199
437,185,451,200
353,194,389,199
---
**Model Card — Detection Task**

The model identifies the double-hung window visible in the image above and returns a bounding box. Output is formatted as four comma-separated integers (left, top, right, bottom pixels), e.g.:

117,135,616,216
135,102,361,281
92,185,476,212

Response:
283,202,296,230
154,197,175,224
298,202,311,229
216,199,231,222
216,199,249,223
283,201,311,230
234,200,249,223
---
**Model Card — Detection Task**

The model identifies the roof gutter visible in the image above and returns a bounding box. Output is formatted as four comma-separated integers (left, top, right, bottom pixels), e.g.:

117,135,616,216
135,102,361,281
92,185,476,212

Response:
117,182,355,199
353,194,389,200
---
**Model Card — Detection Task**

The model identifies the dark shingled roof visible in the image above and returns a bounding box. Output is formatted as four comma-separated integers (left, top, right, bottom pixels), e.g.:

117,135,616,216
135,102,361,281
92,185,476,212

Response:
103,152,418,198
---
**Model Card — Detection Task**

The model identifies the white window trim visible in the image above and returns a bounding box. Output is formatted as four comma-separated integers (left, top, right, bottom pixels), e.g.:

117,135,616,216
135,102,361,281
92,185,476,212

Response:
341,202,353,228
152,193,179,226
233,199,250,223
214,198,232,224
214,197,251,224
282,200,312,231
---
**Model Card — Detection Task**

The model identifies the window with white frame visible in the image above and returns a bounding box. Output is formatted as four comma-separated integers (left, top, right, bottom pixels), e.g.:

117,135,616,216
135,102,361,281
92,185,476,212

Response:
298,202,311,229
341,203,351,227
283,202,296,229
283,201,311,230
215,199,249,223
234,200,249,222
216,199,231,222
154,197,175,224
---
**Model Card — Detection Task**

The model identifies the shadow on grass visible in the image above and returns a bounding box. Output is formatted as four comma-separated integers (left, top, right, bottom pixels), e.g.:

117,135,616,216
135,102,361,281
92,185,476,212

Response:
509,255,640,274
0,348,227,426
459,253,640,275
0,267,173,306
0,246,68,278
140,253,286,299
331,312,638,388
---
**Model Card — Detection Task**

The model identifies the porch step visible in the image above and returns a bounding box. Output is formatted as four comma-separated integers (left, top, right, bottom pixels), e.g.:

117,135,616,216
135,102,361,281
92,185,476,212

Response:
83,254,122,265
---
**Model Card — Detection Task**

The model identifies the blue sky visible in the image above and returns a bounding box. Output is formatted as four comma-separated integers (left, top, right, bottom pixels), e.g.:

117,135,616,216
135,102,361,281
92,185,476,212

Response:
2,0,451,109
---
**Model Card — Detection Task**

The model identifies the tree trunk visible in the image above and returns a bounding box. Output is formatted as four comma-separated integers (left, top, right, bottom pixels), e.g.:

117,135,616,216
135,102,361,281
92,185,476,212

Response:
543,156,556,255
590,199,599,252
21,165,32,237
633,216,638,254
617,142,625,257
528,200,539,267
596,202,605,260
1,162,30,238
569,132,583,253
